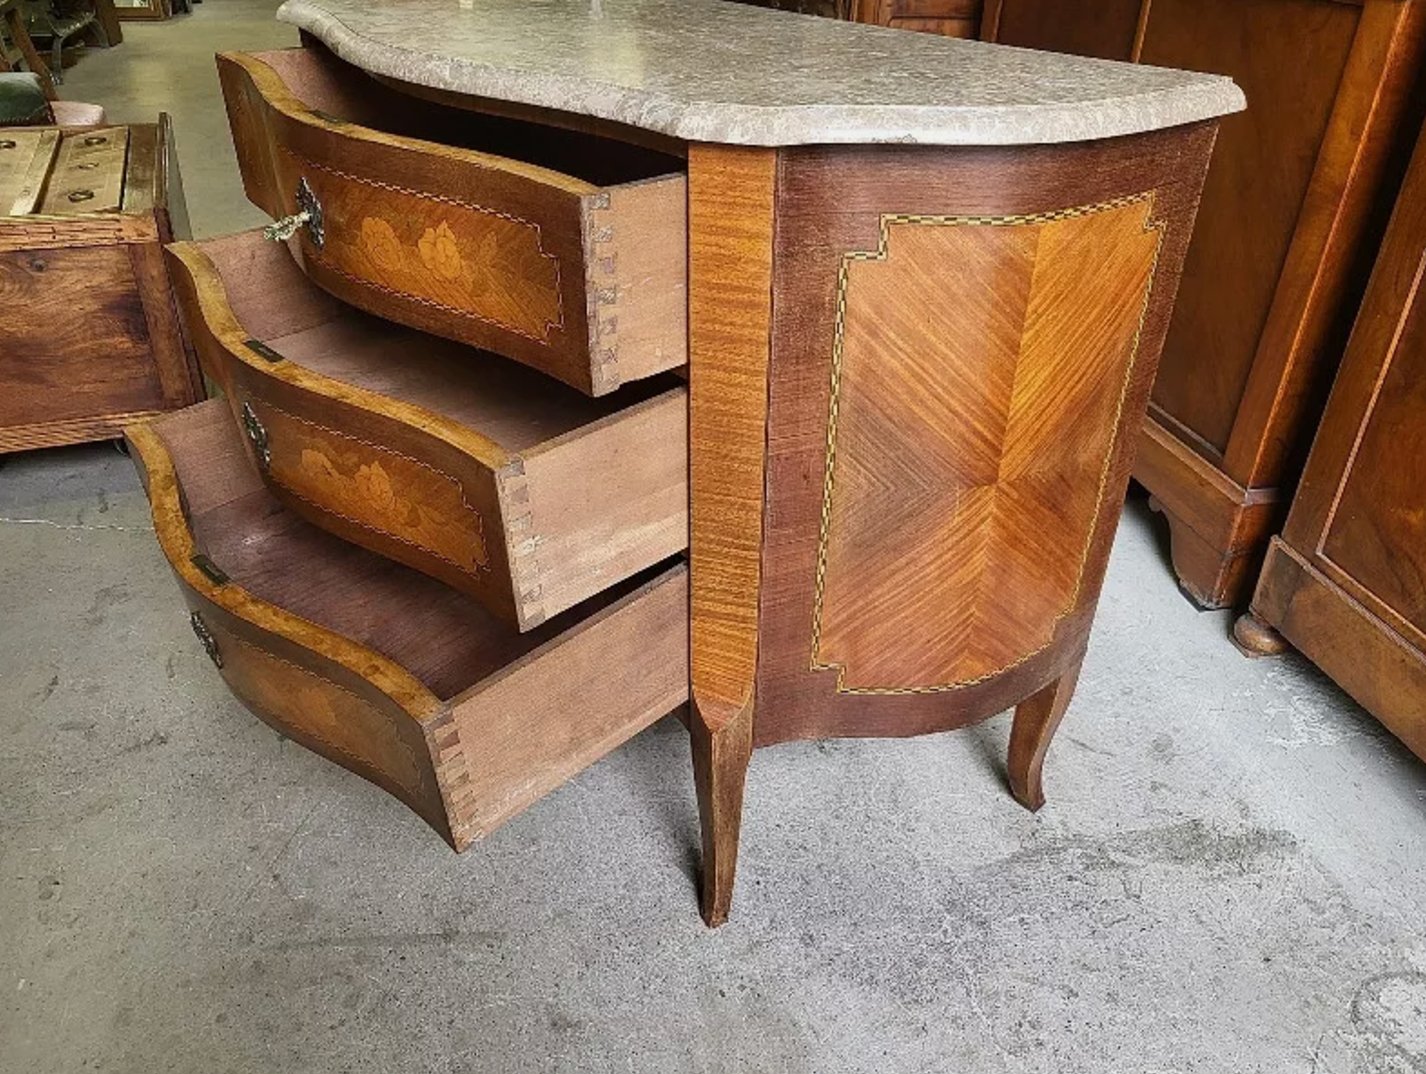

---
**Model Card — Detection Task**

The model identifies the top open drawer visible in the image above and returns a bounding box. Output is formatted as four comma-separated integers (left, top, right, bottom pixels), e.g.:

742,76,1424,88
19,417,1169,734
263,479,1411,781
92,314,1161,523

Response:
217,47,688,396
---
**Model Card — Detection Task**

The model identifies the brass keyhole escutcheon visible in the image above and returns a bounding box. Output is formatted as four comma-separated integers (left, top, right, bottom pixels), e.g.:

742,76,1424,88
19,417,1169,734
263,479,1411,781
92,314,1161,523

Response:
262,177,325,249
240,401,270,468
189,612,222,669
66,189,95,203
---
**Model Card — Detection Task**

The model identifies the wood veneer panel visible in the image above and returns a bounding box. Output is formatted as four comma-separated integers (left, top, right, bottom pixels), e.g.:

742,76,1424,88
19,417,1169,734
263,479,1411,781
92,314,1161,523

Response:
813,197,1161,691
686,143,777,926
755,126,1217,744
688,144,777,735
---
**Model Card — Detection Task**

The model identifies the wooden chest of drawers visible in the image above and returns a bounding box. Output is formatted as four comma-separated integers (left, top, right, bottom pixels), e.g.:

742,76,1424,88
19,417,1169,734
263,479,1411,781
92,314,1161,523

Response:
0,118,202,451
128,3,1238,925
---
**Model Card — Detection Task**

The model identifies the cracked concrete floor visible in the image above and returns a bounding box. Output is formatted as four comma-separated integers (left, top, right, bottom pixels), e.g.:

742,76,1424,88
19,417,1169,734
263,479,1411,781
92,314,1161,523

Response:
3,4,1426,1073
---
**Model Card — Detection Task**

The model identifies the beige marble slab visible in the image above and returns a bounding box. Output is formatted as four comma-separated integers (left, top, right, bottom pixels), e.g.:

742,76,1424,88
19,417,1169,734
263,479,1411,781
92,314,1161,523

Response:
276,0,1244,147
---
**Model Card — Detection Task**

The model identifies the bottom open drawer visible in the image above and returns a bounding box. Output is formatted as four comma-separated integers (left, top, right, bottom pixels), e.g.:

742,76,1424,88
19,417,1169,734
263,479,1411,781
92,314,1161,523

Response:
127,399,688,850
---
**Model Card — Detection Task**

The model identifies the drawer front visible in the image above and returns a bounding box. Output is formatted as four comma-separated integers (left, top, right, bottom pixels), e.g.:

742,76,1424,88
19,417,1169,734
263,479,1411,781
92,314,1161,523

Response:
129,404,690,852
167,235,688,631
166,241,525,626
183,594,453,843
217,49,687,396
234,389,499,581
126,410,457,848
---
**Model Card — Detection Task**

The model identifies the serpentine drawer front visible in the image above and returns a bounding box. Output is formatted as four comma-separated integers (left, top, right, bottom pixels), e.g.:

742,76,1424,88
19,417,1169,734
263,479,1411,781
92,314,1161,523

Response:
216,47,688,396
166,230,688,632
127,400,689,850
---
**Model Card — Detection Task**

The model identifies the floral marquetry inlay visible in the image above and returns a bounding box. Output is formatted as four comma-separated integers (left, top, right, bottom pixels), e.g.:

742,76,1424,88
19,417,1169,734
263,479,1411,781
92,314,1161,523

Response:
213,624,431,807
811,196,1163,693
289,155,564,343
250,399,490,577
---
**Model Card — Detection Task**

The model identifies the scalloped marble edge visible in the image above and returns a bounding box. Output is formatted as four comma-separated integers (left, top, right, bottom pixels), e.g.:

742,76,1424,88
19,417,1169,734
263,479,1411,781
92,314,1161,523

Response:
276,0,1245,148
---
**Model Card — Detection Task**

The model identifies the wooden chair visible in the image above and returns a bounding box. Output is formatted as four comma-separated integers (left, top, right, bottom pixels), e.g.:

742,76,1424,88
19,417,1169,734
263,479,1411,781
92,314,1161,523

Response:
0,0,54,98
18,0,108,84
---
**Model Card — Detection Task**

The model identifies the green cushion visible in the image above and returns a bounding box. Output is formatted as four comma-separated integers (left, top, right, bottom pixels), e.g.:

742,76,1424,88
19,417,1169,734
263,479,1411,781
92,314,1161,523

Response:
0,72,55,126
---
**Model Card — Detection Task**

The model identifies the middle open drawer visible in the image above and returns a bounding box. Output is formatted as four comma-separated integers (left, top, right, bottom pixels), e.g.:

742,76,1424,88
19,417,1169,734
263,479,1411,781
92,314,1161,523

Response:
167,229,688,632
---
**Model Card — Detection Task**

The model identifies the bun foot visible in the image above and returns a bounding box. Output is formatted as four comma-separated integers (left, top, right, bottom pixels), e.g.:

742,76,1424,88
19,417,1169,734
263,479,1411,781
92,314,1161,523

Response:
1232,612,1290,658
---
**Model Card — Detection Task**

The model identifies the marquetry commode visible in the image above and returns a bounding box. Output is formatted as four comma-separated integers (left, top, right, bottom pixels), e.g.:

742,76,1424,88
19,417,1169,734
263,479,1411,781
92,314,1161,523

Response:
128,0,1242,924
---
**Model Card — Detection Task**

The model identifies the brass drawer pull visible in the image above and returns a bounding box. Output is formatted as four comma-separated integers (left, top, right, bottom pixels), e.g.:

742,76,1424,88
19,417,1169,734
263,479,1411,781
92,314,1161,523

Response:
66,189,95,203
189,611,222,668
263,176,324,248
241,401,270,468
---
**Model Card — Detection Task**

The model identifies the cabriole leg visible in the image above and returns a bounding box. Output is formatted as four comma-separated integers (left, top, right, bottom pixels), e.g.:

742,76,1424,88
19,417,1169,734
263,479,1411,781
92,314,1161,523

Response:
1007,655,1084,812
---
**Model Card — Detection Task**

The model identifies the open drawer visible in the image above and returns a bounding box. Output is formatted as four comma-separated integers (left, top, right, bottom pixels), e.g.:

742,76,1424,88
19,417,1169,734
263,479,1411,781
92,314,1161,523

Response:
166,230,688,632
127,400,689,850
217,46,687,396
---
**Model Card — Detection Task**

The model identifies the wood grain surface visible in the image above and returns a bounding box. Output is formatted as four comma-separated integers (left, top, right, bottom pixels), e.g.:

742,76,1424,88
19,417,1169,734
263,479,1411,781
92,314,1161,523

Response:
686,143,777,925
990,0,1426,607
1249,117,1426,759
812,197,1160,693
217,47,687,396
167,230,687,631
129,401,690,850
753,128,1216,745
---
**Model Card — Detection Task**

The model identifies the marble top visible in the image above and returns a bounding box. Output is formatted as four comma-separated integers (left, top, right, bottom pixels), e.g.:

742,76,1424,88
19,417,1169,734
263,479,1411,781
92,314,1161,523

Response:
276,0,1244,147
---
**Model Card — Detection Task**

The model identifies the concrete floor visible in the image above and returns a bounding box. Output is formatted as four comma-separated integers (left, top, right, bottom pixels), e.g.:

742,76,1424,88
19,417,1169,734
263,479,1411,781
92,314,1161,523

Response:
3,5,1426,1072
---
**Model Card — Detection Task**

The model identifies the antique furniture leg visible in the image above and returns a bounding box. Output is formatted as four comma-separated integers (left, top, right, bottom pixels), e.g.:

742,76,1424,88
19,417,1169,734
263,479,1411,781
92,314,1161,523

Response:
1007,654,1083,812
1231,611,1290,658
686,143,777,926
690,706,754,927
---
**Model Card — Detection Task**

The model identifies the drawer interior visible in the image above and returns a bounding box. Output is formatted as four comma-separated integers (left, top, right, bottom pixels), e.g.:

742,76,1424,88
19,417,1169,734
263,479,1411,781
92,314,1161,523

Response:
154,400,675,703
246,46,685,188
194,230,678,449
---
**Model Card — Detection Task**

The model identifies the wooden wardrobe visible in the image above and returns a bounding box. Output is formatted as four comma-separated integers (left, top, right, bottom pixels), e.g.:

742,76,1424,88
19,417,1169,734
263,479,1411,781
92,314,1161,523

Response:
1236,114,1426,762
731,0,982,38
984,0,1426,609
